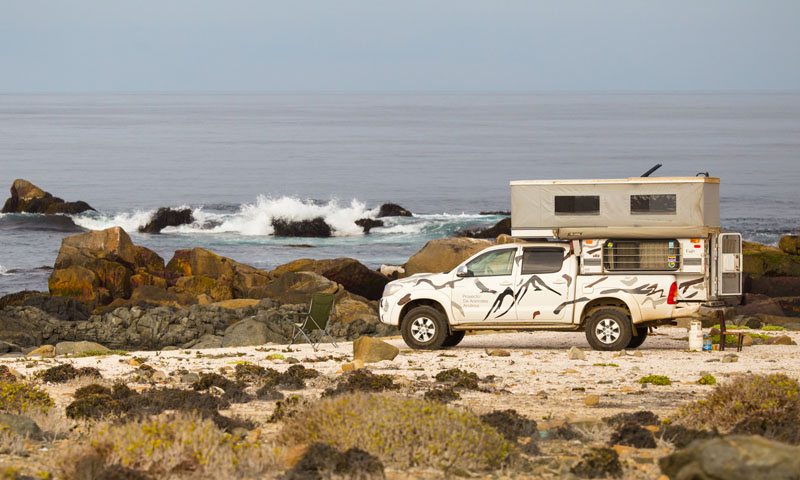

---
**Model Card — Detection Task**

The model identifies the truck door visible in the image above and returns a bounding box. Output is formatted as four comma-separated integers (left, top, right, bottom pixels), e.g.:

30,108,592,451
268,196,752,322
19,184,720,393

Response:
450,247,519,324
515,246,577,323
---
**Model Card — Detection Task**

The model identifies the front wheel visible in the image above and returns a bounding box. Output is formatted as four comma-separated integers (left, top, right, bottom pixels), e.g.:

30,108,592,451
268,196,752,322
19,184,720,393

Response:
401,306,449,350
626,326,649,349
585,308,633,351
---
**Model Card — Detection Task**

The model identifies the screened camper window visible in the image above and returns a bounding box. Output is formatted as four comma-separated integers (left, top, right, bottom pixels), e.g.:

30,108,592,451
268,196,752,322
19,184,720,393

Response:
603,239,681,271
630,194,676,214
521,248,564,274
554,195,600,215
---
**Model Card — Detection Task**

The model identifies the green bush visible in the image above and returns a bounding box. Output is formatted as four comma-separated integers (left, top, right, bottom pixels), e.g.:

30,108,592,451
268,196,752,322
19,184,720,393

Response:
279,392,514,472
639,375,671,386
53,412,281,479
697,375,717,386
0,381,53,413
671,374,800,444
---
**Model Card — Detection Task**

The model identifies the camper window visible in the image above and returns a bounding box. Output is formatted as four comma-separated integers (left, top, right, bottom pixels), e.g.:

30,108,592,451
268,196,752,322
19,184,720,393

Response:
465,249,516,277
603,239,680,271
554,195,600,215
630,194,676,214
521,248,564,274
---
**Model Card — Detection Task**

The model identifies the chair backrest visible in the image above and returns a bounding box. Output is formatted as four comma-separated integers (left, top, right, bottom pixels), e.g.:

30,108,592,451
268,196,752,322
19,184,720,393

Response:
308,293,335,330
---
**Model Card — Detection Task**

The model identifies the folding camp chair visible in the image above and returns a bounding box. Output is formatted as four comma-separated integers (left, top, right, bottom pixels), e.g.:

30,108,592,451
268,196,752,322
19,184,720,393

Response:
282,293,338,351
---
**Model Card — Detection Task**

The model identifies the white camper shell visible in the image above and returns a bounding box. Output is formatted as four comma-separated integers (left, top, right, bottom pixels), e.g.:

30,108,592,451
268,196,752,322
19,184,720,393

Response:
379,176,742,351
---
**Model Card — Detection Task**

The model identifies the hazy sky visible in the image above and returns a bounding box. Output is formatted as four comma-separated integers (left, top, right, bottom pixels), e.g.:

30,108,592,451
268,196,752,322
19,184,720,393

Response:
1,0,799,92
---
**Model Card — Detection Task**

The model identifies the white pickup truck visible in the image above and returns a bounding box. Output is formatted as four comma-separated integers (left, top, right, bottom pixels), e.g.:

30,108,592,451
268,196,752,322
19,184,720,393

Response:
378,175,743,351
379,239,718,351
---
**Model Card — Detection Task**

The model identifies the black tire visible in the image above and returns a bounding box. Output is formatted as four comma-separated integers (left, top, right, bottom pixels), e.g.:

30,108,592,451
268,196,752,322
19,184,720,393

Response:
442,330,466,348
584,308,633,351
401,306,449,350
626,326,649,349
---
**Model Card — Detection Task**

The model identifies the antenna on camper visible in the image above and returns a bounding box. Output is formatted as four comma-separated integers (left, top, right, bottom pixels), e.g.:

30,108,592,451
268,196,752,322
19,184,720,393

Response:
641,164,662,177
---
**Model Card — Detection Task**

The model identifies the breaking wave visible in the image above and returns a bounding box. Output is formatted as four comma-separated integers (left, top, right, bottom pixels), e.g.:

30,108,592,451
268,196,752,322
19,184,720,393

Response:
0,265,9,276
66,195,499,239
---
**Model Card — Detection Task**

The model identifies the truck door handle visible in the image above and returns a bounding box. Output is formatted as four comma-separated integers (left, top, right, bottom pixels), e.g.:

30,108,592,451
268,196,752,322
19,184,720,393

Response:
499,281,512,286
553,279,566,285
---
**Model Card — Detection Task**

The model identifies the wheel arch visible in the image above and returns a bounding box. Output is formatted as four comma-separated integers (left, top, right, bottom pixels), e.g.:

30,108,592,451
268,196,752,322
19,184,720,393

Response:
399,298,450,331
578,296,639,327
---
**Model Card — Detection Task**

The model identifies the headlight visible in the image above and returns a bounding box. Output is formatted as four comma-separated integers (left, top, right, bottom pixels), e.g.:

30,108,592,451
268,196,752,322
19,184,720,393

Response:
382,283,403,298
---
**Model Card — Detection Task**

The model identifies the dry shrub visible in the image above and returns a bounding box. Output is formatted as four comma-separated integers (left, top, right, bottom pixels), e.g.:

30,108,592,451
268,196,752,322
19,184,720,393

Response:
0,382,53,414
0,429,28,456
670,374,800,444
53,412,282,480
279,392,514,472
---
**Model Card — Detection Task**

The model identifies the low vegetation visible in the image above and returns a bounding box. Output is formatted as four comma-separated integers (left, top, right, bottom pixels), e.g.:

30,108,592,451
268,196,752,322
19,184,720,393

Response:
280,392,515,472
53,412,282,479
639,375,672,386
671,374,800,444
0,381,53,413
697,374,717,386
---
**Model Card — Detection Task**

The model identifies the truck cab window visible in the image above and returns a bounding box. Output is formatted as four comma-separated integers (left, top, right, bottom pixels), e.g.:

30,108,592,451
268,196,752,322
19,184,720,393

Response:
466,249,515,277
521,248,564,274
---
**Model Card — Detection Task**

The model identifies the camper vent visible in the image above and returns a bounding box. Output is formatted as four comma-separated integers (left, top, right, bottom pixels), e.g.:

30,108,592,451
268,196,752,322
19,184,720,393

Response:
603,239,681,271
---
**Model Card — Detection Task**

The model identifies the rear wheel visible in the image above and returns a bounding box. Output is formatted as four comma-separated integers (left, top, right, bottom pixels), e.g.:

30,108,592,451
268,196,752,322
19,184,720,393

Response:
401,306,448,350
442,330,466,348
626,326,649,349
585,308,633,351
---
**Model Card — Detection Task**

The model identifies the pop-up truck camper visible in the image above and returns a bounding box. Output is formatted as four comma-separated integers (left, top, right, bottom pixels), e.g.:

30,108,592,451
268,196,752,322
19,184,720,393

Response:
380,175,742,351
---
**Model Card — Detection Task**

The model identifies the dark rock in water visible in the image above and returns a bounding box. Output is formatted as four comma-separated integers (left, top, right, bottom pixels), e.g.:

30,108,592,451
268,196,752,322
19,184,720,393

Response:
479,210,510,216
139,207,194,234
457,218,511,238
0,213,85,233
355,218,384,234
1,179,94,214
377,203,412,217
272,217,332,237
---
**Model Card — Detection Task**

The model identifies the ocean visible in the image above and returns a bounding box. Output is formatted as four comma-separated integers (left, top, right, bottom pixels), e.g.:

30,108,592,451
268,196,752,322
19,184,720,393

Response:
1,93,799,296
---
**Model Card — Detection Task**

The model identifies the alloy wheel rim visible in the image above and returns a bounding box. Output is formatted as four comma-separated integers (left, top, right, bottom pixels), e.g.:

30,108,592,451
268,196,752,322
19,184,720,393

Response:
596,318,621,344
411,317,436,342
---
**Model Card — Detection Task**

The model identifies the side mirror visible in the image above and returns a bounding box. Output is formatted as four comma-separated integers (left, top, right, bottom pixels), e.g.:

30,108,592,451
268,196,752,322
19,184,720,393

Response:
456,265,470,277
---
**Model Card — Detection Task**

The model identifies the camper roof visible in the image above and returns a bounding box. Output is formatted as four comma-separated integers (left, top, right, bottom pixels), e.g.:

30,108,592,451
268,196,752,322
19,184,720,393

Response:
510,176,721,239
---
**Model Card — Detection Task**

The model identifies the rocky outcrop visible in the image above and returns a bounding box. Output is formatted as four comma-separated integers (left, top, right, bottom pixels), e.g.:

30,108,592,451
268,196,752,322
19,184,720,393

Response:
1,179,94,214
402,237,493,276
746,277,800,297
272,217,332,237
48,227,165,305
457,218,511,239
743,241,800,278
269,258,389,301
659,435,800,480
377,203,412,217
779,235,800,255
139,207,194,234
0,295,396,351
355,218,384,234
249,271,339,305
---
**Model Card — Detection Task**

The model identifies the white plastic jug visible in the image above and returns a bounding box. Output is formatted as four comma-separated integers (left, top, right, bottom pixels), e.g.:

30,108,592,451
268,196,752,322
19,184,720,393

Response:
689,321,703,351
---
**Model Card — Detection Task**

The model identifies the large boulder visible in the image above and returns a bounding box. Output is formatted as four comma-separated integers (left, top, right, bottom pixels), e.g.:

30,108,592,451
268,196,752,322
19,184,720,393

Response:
776,297,800,317
272,217,332,237
221,318,269,348
250,271,338,305
743,241,800,278
402,237,493,276
353,337,399,363
457,218,511,239
139,207,194,234
165,247,270,300
659,435,800,480
269,258,389,301
377,203,412,217
1,179,94,214
0,292,90,322
735,298,785,317
779,235,800,255
48,227,168,306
